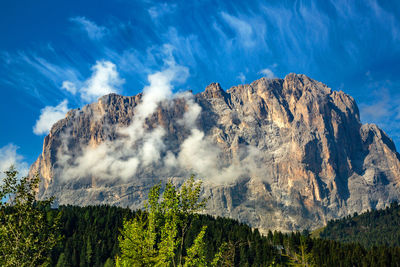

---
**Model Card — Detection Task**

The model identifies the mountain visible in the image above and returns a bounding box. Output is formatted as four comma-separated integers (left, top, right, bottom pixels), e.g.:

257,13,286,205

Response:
30,73,400,232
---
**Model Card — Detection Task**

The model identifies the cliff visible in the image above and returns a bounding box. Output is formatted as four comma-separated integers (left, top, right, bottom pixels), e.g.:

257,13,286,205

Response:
30,73,400,232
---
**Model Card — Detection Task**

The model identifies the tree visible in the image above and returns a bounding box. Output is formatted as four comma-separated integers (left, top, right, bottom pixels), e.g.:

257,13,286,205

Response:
184,225,207,267
285,235,316,267
0,166,61,266
116,175,209,266
211,241,235,267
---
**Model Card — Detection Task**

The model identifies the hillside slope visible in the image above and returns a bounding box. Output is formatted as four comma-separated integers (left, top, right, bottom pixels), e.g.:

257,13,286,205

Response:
318,202,400,248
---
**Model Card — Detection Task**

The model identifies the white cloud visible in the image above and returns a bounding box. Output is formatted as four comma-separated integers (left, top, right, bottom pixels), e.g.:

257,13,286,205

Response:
237,72,246,83
259,68,276,78
148,3,177,20
70,16,108,40
177,92,202,130
138,60,188,119
0,51,82,103
360,99,391,122
33,100,69,135
51,55,278,185
61,81,77,94
365,0,400,40
178,129,219,178
33,60,122,136
161,28,205,69
80,61,124,103
0,144,29,176
359,87,400,123
357,83,400,148
61,141,140,181
220,12,255,48
140,127,166,166
51,51,274,184
176,129,271,184
57,58,189,181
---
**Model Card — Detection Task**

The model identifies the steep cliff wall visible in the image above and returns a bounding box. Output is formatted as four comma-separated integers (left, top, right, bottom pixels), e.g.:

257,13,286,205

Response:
30,74,400,232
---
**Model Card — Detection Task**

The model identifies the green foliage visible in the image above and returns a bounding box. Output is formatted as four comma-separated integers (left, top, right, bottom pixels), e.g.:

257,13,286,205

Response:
211,241,235,267
55,253,67,267
0,166,61,266
116,213,157,266
51,205,137,266
318,202,400,248
184,225,207,266
116,176,208,266
34,202,400,266
5,169,397,266
48,204,280,266
103,258,114,267
284,236,316,266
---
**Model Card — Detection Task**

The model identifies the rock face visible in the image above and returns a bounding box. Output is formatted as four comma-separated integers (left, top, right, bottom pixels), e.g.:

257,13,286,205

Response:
30,74,400,232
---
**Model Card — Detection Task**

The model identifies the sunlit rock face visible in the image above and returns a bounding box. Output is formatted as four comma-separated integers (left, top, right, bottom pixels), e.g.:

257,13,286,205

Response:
30,73,400,232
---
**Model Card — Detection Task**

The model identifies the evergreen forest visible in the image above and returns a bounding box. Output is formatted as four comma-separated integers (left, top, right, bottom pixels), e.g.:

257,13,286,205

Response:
318,201,400,248
46,205,400,266
3,169,400,266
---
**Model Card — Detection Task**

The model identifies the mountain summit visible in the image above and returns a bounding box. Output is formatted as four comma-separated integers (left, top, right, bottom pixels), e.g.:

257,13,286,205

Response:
30,73,400,232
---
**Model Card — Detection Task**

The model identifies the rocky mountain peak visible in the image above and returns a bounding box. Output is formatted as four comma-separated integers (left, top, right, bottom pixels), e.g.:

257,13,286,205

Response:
202,82,226,99
30,74,400,232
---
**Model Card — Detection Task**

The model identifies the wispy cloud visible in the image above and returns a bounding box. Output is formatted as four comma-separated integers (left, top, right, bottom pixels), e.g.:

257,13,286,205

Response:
259,2,331,70
259,68,276,78
359,71,399,123
237,72,246,83
0,50,82,104
0,144,29,175
329,0,400,42
148,3,177,20
366,0,400,41
220,12,256,48
61,81,77,95
33,99,69,135
70,16,108,40
2,0,400,160
161,28,205,70
359,94,391,122
358,72,400,146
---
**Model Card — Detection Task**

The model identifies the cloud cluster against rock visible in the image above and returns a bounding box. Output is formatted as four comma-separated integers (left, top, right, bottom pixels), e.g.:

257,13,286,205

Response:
62,60,124,104
33,100,69,135
53,60,269,185
56,59,191,181
34,60,124,136
32,72,400,232
80,61,124,103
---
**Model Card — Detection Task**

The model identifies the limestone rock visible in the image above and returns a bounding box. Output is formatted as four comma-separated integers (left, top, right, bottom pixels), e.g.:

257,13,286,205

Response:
30,74,400,232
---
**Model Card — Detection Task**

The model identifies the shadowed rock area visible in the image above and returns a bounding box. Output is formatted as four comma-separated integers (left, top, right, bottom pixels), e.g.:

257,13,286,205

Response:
30,73,400,232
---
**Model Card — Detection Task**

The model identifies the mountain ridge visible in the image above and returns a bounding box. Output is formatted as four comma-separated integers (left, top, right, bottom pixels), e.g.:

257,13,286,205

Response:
30,73,400,232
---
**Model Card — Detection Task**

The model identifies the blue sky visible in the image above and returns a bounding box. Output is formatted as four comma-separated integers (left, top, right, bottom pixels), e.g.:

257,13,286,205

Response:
1,0,400,173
